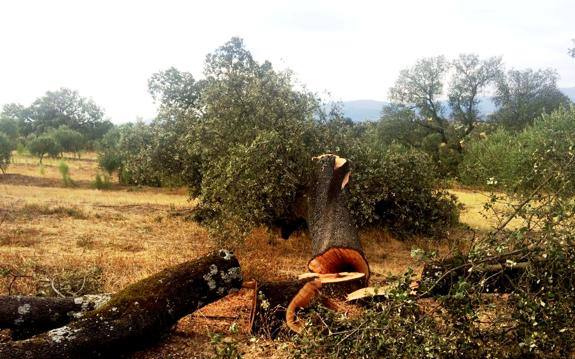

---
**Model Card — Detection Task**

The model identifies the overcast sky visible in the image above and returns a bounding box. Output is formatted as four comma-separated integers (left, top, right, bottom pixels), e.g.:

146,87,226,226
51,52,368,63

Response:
0,0,574,123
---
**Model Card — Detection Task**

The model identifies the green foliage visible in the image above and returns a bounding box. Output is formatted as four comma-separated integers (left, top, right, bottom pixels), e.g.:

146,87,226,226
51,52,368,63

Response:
458,128,523,189
164,38,321,240
52,126,85,156
98,122,183,187
459,106,575,194
0,103,28,137
15,143,27,155
210,322,242,359
1,89,113,146
109,123,161,186
58,161,73,187
0,132,15,174
0,116,19,140
27,133,61,163
294,148,575,357
347,144,458,237
200,130,314,240
492,68,572,131
97,127,123,176
100,38,459,241
26,88,112,141
386,54,502,176
293,274,464,358
93,173,112,190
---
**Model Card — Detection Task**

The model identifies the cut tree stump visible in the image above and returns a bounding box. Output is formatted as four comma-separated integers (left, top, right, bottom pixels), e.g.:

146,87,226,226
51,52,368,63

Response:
250,272,365,337
250,278,315,338
251,154,372,336
0,249,242,359
0,294,111,340
307,154,370,283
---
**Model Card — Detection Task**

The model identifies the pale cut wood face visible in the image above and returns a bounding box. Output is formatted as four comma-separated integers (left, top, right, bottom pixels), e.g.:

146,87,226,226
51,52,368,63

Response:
308,247,370,281
298,271,365,283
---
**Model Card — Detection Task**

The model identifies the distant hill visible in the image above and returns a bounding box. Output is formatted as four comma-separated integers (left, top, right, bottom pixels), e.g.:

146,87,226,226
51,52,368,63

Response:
342,87,575,122
562,87,575,102
340,100,387,122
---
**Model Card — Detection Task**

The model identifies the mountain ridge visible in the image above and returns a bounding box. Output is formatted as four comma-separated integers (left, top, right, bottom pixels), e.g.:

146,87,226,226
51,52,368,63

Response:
342,87,575,122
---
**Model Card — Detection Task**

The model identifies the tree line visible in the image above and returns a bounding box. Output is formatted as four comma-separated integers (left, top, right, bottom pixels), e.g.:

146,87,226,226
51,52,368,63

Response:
0,88,113,168
97,38,573,241
1,37,573,241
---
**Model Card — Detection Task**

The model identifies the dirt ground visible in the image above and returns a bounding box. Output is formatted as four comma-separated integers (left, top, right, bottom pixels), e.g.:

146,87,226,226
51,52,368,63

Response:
0,153,491,358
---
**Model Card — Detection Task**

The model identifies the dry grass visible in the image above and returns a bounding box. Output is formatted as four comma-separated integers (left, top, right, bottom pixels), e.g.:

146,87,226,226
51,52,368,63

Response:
0,152,494,357
450,189,525,231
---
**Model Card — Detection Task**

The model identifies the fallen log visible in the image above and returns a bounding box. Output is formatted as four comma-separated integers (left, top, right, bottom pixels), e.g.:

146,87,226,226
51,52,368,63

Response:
0,249,242,358
0,294,111,340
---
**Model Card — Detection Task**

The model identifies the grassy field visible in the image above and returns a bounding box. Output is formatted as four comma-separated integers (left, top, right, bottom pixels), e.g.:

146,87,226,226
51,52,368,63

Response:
0,153,498,358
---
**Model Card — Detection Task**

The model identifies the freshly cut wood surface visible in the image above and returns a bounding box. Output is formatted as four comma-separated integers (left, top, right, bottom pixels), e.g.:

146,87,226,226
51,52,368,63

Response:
297,271,365,283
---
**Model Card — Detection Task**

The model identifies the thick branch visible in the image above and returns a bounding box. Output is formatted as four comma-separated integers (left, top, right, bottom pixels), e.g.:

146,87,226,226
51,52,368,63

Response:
0,249,242,358
0,294,111,340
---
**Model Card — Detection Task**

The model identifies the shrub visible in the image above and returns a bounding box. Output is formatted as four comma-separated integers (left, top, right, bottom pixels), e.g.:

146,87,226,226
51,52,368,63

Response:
27,134,61,163
0,132,14,174
347,144,458,238
459,106,575,194
52,126,85,158
93,173,112,190
458,128,523,189
104,38,459,241
97,127,123,177
294,147,575,358
199,130,314,240
58,161,73,187
514,106,575,195
0,117,19,140
98,123,167,186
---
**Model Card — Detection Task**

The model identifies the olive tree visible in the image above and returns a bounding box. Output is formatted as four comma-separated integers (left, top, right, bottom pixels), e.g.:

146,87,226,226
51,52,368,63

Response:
193,38,320,239
132,38,459,241
27,134,61,163
491,68,571,131
0,132,14,174
388,54,502,150
52,126,85,158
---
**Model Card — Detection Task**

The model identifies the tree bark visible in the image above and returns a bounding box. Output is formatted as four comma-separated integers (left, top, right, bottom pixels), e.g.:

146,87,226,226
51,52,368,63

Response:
251,155,372,336
0,294,111,340
307,154,370,283
250,279,312,338
0,249,242,358
249,275,357,337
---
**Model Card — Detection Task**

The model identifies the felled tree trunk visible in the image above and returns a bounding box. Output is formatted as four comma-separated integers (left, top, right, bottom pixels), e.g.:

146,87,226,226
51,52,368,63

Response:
251,155,371,336
0,249,242,359
306,154,370,282
0,294,111,340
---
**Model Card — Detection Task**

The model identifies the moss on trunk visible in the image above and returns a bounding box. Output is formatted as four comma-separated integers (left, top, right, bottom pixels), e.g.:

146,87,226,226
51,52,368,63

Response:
0,249,242,358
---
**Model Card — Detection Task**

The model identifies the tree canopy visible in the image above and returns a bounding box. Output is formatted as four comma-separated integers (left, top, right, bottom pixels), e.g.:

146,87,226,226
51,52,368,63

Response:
1,89,113,144
98,38,458,241
0,132,14,174
491,68,571,130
